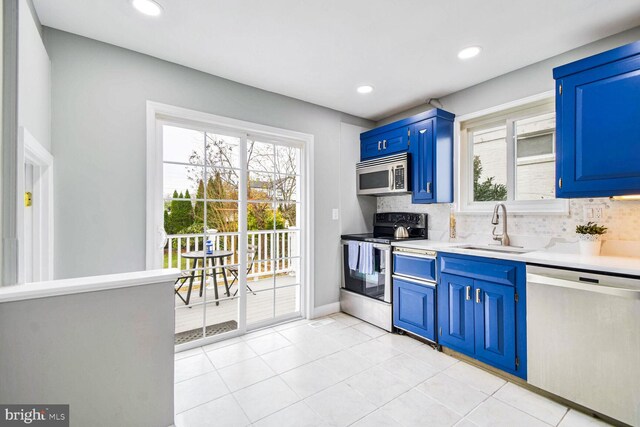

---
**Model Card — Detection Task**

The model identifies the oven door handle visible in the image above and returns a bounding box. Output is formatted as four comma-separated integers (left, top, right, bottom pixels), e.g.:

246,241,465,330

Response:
341,240,390,251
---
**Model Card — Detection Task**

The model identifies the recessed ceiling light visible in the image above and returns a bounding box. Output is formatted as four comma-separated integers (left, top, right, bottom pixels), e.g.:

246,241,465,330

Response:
357,85,374,94
132,0,163,16
458,46,482,60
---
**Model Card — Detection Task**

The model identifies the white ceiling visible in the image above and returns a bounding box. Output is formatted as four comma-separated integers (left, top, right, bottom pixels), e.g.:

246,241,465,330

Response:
33,0,640,120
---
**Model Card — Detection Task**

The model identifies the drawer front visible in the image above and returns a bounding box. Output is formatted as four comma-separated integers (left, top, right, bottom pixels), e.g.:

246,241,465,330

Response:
393,277,436,342
439,254,518,287
393,253,436,282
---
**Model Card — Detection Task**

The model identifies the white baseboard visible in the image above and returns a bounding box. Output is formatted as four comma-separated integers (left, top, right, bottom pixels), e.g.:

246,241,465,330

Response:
311,302,340,319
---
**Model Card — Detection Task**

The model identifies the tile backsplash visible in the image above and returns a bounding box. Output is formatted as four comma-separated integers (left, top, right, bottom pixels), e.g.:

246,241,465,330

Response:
377,195,640,248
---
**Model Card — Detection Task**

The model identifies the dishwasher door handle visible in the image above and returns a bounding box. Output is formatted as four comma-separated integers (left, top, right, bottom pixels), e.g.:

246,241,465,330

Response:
527,273,640,300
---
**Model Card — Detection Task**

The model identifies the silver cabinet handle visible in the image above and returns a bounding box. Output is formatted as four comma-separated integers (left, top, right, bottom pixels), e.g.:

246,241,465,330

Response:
378,141,381,150
392,275,436,288
389,168,395,190
476,288,481,303
466,286,471,301
383,139,387,149
426,182,432,193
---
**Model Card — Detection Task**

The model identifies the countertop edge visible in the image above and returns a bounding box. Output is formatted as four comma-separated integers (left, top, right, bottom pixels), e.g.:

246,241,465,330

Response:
0,269,181,303
391,240,640,277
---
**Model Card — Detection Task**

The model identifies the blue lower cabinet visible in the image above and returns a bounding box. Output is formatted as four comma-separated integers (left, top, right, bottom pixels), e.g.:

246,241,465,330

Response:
393,277,436,341
474,280,516,372
437,253,526,379
438,273,475,354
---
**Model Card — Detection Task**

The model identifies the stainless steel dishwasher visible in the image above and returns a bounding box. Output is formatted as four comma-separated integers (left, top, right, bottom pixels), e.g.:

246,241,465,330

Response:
527,265,640,426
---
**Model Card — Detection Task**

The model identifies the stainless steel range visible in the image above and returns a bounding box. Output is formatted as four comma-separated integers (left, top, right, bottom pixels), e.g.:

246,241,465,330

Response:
340,212,427,331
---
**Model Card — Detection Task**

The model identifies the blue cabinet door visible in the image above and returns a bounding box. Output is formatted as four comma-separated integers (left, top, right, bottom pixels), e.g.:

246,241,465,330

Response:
555,42,640,198
473,280,516,372
361,135,383,160
410,119,435,203
393,277,436,341
438,273,474,354
360,127,409,161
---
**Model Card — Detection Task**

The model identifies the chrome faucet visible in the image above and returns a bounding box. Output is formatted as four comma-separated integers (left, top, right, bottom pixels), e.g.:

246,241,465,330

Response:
491,203,510,246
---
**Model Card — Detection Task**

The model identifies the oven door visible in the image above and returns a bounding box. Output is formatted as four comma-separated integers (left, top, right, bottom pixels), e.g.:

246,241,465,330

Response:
341,241,391,303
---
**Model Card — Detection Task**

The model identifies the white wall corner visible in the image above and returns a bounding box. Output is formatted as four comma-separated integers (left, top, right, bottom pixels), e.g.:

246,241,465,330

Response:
311,302,340,319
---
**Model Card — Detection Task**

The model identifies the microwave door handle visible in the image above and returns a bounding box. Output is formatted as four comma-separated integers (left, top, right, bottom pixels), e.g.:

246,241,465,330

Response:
389,168,394,190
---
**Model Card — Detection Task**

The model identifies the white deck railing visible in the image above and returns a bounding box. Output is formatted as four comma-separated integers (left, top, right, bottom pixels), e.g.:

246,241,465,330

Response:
165,229,298,279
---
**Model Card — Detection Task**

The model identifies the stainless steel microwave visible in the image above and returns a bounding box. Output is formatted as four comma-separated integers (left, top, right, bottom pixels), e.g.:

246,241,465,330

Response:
356,153,410,196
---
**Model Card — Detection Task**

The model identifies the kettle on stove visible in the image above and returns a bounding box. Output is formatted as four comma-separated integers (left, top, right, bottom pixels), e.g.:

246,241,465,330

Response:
394,221,410,239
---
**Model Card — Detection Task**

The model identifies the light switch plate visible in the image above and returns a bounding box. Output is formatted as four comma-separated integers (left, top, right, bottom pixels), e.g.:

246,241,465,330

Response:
332,208,339,220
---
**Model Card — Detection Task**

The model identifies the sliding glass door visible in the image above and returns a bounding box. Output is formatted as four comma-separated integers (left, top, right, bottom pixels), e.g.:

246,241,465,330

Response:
246,138,302,326
157,118,304,347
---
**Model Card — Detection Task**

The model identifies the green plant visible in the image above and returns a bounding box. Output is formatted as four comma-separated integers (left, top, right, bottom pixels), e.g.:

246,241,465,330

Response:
473,156,507,202
575,221,608,235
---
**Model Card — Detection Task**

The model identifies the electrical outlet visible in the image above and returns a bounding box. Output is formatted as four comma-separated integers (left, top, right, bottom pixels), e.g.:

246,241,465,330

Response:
593,204,605,220
583,204,606,221
332,208,339,220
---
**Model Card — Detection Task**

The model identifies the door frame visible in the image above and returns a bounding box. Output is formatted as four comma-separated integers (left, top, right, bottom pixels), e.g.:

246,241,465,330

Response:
146,101,315,349
16,126,54,283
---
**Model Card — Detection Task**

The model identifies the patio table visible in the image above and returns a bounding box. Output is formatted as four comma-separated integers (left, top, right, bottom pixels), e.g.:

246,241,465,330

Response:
177,250,234,306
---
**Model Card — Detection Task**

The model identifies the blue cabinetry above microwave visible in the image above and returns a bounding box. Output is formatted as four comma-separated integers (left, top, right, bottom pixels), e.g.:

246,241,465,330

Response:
554,40,640,198
360,109,455,204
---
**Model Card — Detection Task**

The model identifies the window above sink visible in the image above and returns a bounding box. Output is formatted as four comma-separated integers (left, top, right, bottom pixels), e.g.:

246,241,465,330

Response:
456,92,569,215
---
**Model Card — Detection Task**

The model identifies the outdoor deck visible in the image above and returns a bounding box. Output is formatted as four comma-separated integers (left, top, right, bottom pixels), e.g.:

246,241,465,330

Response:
174,274,299,344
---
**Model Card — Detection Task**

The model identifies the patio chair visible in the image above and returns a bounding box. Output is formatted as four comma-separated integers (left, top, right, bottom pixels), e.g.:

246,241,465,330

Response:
174,272,196,306
226,245,258,296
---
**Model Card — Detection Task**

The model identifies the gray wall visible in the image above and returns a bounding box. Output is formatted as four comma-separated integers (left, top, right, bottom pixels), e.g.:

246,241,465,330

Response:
0,281,175,426
44,28,372,309
339,123,376,235
18,0,50,151
379,26,640,124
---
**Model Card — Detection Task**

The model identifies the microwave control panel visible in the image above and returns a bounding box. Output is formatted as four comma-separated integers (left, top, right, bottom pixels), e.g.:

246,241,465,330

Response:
394,166,405,189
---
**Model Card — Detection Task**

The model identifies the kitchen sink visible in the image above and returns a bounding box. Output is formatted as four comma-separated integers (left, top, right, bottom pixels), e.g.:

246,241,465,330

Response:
456,244,532,255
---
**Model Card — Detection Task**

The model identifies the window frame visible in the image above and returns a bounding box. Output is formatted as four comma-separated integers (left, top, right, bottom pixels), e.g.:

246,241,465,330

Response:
455,91,569,215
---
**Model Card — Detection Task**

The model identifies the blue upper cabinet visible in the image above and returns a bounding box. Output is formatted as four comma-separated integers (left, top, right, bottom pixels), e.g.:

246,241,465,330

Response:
410,119,435,203
360,126,409,160
554,40,640,198
360,109,455,204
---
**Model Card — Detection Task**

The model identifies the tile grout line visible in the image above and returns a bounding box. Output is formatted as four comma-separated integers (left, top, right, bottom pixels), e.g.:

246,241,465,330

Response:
555,408,571,426
492,381,568,426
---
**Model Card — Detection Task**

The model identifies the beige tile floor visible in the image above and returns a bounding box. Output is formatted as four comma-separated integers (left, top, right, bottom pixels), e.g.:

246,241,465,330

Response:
173,313,612,427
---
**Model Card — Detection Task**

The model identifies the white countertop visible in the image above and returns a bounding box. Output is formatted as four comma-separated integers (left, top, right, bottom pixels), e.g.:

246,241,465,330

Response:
391,239,640,276
0,269,181,303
